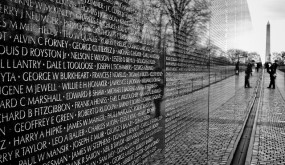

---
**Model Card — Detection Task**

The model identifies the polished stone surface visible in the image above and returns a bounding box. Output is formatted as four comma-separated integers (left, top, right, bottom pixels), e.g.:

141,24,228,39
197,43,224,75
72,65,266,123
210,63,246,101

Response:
163,72,260,164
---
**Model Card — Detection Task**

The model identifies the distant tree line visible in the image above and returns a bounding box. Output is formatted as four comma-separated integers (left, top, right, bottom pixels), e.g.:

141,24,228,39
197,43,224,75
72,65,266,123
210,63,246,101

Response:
272,51,285,65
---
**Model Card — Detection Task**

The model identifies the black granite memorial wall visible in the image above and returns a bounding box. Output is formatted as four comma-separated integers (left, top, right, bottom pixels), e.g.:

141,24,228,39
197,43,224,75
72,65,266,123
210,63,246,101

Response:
0,0,252,164
0,0,165,164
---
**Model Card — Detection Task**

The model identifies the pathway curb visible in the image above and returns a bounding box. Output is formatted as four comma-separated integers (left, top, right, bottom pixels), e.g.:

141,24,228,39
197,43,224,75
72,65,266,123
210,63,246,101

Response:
226,72,262,165
245,71,264,165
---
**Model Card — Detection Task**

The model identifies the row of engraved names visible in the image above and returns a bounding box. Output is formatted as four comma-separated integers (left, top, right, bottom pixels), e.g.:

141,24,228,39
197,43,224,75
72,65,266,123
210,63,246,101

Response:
5,0,132,19
0,80,160,95
0,6,149,42
166,66,208,72
1,119,161,165
0,115,161,163
0,2,131,30
0,9,147,35
1,70,162,82
0,59,157,71
0,36,158,55
0,87,162,108
1,108,158,146
8,0,129,9
0,21,148,43
0,99,154,123
65,116,162,165
9,137,161,165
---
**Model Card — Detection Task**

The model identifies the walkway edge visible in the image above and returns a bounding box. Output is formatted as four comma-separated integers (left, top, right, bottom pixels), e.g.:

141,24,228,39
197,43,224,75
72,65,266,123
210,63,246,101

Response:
245,71,264,165
277,70,285,101
226,74,261,165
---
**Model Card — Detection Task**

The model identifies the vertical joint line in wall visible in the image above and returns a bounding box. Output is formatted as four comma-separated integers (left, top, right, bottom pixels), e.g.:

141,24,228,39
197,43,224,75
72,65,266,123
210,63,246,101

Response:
207,9,212,163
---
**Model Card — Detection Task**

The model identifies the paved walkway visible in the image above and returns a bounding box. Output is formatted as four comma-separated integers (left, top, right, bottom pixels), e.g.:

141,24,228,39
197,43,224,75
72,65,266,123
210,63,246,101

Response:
248,70,285,165
164,71,261,164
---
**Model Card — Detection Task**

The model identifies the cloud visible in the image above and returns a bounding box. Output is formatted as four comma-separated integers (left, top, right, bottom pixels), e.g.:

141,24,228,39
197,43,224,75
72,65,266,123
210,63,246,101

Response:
259,0,285,20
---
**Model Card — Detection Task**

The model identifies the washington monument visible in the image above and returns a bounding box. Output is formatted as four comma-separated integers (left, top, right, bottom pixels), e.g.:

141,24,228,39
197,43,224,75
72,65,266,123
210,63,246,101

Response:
265,21,271,62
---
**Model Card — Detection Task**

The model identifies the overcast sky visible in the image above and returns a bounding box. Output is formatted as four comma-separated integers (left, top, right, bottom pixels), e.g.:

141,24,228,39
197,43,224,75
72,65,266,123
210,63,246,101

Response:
246,0,285,62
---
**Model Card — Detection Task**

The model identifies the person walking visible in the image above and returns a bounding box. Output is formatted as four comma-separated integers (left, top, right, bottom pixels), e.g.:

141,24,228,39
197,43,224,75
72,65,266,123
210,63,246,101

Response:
268,60,278,89
245,61,253,88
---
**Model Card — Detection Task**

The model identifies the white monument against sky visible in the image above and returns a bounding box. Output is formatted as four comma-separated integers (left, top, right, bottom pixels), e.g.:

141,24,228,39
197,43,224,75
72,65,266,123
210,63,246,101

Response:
265,21,271,62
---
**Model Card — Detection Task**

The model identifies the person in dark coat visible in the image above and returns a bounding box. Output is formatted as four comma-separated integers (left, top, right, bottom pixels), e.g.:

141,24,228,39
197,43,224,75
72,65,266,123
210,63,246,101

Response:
268,60,278,89
245,61,253,88
265,62,271,73
235,61,240,75
256,62,261,72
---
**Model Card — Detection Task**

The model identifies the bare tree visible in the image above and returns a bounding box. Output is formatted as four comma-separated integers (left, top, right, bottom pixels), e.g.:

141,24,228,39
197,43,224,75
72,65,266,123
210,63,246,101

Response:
160,0,211,52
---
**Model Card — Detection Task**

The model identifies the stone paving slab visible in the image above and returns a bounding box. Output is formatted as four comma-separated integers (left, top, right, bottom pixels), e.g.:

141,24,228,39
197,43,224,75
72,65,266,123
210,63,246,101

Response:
249,71,285,165
164,71,261,164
